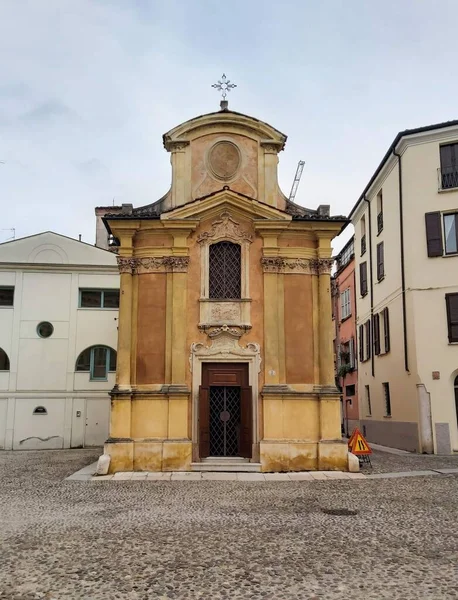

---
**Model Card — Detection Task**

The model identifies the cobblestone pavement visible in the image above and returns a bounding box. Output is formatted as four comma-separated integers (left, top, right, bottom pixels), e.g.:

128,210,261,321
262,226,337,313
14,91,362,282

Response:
1,450,458,600
360,449,458,475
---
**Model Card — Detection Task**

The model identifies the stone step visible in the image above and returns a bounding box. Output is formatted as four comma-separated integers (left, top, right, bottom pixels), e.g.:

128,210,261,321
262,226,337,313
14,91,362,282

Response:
191,462,262,472
202,456,249,463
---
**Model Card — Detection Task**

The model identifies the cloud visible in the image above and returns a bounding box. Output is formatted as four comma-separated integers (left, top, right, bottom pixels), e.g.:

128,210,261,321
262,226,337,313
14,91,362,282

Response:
19,100,81,124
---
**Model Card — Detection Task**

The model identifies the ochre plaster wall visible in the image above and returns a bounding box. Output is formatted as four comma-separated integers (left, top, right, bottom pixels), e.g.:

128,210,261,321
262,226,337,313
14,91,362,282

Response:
284,275,314,383
136,274,166,384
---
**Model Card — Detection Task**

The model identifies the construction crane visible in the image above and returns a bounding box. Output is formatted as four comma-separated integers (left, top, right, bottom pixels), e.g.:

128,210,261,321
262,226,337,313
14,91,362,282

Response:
288,160,305,203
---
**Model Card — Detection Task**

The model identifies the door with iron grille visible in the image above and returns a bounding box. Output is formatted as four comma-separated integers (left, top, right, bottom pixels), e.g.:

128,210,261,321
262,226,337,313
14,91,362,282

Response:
199,363,252,459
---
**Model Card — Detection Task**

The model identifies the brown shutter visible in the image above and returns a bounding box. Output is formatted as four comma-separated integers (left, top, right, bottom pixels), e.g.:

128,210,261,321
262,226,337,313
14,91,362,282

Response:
377,242,384,280
446,294,458,343
359,325,364,362
373,314,381,355
198,386,210,459
383,307,390,352
425,212,443,257
239,386,252,458
365,320,371,359
360,262,368,296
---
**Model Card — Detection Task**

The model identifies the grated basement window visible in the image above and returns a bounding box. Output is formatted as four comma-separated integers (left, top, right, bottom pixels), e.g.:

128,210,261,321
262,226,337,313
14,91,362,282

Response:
209,242,241,299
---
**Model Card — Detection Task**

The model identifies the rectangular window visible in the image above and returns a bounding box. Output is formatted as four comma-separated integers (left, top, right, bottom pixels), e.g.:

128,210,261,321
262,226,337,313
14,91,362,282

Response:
79,289,120,309
365,385,371,416
373,313,381,355
359,324,364,362
0,287,14,307
360,262,368,296
446,293,458,343
364,320,371,361
443,213,458,255
346,384,356,396
383,382,391,416
382,307,390,352
340,288,351,320
361,216,367,256
440,143,458,190
376,242,384,281
377,191,383,234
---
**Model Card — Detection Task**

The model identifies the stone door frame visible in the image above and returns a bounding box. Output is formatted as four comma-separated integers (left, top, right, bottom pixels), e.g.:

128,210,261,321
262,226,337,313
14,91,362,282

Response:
190,330,261,462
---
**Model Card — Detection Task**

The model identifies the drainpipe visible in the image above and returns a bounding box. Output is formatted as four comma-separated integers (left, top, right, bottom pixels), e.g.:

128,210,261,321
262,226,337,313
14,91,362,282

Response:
393,149,409,372
363,196,375,377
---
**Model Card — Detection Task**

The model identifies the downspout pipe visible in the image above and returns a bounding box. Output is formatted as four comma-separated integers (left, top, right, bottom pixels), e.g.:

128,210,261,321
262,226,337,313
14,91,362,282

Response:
393,149,409,372
363,196,375,377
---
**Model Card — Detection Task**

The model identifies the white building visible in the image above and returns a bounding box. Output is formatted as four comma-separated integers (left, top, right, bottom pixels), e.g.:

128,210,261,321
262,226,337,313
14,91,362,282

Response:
349,119,458,454
0,232,119,450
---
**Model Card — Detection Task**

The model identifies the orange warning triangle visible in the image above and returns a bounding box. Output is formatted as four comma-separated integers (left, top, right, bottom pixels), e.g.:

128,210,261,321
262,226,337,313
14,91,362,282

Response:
347,429,358,448
348,428,372,455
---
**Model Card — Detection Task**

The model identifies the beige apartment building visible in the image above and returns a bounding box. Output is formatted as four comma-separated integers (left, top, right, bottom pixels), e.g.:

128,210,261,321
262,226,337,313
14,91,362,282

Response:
349,119,458,454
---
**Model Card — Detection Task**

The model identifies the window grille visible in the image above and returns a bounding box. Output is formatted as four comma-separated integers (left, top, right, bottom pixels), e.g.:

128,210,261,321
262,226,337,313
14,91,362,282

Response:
209,241,241,299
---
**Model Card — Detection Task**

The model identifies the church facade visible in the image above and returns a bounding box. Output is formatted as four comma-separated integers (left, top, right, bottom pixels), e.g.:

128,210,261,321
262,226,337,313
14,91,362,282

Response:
103,107,349,472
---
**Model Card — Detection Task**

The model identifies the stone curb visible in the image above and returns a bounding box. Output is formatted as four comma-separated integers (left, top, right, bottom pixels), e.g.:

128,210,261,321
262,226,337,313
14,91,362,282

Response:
65,464,458,482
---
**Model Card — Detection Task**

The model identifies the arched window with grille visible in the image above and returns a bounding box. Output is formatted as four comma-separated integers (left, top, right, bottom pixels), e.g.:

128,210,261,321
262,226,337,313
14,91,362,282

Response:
0,348,10,371
209,241,241,299
75,346,117,380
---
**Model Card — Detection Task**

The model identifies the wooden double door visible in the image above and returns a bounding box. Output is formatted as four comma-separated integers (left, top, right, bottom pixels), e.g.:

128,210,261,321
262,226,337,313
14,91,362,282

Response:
199,363,252,459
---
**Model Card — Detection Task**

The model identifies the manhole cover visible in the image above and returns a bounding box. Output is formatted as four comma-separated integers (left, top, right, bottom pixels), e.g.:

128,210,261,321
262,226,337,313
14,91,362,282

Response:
321,508,358,516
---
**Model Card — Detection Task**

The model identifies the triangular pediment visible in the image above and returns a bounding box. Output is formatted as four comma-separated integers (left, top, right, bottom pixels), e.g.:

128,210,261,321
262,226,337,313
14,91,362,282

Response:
160,189,292,223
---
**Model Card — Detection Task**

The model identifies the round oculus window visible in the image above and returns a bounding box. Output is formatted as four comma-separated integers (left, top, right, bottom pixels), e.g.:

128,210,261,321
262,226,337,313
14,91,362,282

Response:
208,141,241,181
37,321,54,338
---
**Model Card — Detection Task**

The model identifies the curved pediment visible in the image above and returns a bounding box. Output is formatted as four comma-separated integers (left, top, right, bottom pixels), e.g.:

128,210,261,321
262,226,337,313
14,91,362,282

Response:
163,110,287,151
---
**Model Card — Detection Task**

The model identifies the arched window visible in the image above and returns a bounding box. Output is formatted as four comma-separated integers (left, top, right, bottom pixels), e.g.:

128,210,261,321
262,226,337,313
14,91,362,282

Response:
209,241,241,299
76,346,117,380
0,348,10,371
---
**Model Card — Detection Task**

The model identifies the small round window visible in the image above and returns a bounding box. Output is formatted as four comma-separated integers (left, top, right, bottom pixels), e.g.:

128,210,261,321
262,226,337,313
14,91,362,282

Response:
37,322,54,338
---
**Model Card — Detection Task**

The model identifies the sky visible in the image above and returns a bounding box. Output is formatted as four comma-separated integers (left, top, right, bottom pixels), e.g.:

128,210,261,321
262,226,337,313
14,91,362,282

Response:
1,0,458,253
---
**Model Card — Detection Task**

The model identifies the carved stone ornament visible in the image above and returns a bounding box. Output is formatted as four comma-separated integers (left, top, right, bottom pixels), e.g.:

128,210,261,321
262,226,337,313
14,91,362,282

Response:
117,256,189,274
208,324,243,339
190,332,261,373
117,257,137,274
197,211,252,244
168,140,189,152
207,141,241,181
260,141,283,154
261,257,333,275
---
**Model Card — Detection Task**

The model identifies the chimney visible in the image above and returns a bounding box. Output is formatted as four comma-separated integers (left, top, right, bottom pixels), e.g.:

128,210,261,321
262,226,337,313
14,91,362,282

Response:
94,205,123,249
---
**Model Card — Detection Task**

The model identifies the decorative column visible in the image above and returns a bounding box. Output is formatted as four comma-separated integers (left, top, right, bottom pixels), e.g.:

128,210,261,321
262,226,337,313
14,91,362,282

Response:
316,258,335,387
261,256,286,386
116,256,135,392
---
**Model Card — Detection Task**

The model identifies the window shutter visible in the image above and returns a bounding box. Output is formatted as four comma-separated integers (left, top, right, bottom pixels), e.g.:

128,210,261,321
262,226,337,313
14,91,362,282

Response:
377,242,384,280
359,325,364,362
349,337,355,369
373,314,381,355
360,262,368,296
445,294,458,343
425,212,443,257
336,343,341,369
365,320,371,360
383,308,390,352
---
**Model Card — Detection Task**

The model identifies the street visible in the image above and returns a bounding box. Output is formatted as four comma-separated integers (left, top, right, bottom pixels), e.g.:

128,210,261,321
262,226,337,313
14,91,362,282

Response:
0,449,457,599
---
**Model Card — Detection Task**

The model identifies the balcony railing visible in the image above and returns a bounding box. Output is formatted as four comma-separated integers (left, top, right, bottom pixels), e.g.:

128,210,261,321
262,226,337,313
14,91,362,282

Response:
377,212,383,234
438,166,458,191
361,235,366,256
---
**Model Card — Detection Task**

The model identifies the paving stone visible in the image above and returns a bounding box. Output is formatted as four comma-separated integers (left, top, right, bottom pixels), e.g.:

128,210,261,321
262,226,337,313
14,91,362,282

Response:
171,472,202,481
146,472,171,480
322,471,347,479
288,472,314,480
263,473,291,481
309,472,328,480
236,473,265,481
201,472,236,480
90,475,113,481
112,472,133,480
